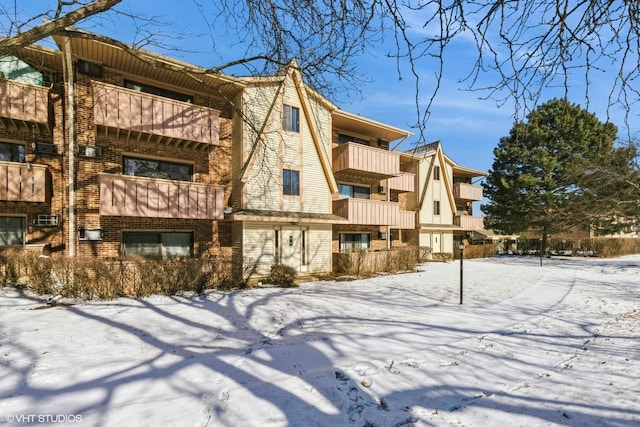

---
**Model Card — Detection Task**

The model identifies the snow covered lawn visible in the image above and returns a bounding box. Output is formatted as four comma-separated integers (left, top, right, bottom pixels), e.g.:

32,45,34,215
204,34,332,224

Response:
1,256,639,426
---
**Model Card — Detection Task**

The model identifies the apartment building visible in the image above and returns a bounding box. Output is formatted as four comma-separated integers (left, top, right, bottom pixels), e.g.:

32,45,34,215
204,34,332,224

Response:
1,32,240,259
0,31,485,280
407,142,486,253
227,61,348,278
331,110,415,254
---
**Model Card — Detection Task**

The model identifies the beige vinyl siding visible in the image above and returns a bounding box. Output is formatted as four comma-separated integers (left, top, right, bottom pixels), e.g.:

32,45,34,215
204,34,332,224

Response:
243,84,283,211
419,231,453,254
242,222,277,276
308,225,333,274
302,96,332,214
441,162,455,221
417,155,454,226
230,92,245,211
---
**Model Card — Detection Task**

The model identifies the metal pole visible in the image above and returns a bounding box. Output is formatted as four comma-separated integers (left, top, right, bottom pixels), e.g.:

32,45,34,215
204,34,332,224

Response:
539,238,543,266
459,244,464,305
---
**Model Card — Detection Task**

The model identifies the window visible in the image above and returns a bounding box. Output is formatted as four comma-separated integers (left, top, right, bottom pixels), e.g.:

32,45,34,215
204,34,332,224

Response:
338,134,370,146
283,169,300,195
274,229,280,264
124,80,194,103
434,200,441,215
123,156,193,182
0,217,25,245
123,232,193,258
338,184,370,199
0,141,25,163
339,233,370,252
283,105,300,132
433,166,440,180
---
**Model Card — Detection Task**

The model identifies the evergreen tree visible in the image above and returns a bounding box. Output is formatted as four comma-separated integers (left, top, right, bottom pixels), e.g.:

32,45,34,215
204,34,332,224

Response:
482,98,619,249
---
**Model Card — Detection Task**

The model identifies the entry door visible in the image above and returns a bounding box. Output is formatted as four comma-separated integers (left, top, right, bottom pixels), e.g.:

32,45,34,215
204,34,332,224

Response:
281,227,305,272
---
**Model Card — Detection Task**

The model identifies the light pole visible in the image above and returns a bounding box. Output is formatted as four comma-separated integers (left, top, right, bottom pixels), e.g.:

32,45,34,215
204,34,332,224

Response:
539,238,543,266
459,243,464,305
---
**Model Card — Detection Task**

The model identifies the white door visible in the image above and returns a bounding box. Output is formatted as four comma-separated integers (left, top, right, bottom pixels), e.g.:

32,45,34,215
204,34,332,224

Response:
280,227,306,272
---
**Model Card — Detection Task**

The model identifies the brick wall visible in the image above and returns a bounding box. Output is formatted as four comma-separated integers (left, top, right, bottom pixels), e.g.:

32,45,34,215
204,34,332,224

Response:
0,81,65,253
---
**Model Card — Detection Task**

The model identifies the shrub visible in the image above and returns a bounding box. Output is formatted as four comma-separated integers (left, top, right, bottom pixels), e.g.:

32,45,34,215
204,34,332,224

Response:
268,264,298,287
0,250,236,299
460,244,497,259
431,252,453,262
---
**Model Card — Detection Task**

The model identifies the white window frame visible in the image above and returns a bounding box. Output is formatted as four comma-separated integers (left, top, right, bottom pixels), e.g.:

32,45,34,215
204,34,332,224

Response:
283,104,300,132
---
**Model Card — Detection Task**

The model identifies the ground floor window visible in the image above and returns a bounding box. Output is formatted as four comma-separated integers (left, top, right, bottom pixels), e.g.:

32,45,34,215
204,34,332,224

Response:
339,233,370,252
0,216,25,245
122,232,193,257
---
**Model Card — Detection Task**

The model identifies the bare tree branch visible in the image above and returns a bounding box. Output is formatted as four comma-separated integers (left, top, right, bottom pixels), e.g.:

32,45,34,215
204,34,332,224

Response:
0,0,122,54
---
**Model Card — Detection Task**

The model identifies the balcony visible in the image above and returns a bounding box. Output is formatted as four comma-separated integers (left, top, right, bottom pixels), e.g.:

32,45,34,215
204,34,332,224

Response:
0,161,47,202
387,172,415,193
454,214,484,231
333,142,400,180
0,79,50,133
454,182,483,201
334,198,398,226
397,210,416,229
333,198,415,229
99,174,224,220
93,82,220,149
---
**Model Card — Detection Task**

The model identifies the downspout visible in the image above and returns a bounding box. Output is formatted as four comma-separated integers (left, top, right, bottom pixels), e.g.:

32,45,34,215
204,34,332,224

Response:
62,36,76,257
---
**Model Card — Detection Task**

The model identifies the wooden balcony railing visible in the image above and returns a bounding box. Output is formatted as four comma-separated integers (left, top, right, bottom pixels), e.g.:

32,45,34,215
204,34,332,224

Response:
93,82,220,148
454,214,484,231
334,198,398,226
453,182,483,201
0,80,49,132
333,198,416,228
0,161,47,202
99,174,224,220
333,142,400,179
387,172,415,192
397,210,416,229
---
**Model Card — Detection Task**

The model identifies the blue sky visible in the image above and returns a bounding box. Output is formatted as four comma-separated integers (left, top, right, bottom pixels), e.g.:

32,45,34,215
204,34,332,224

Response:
6,1,635,176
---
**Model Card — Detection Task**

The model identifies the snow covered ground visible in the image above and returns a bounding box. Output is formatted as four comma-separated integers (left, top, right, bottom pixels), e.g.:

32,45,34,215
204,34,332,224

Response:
1,255,639,426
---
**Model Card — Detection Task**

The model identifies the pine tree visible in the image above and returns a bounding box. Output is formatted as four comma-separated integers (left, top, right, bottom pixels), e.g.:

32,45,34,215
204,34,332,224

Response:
482,98,619,250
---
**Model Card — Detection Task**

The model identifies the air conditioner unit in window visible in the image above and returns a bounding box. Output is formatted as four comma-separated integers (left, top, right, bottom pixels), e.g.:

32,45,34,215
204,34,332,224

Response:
79,228,103,241
33,142,58,155
77,145,102,158
378,186,387,194
378,231,387,240
35,214,58,226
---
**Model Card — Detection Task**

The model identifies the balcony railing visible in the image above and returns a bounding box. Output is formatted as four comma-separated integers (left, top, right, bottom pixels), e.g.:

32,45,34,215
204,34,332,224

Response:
334,198,398,226
0,161,47,202
454,182,483,201
333,198,415,229
99,174,224,220
387,172,415,193
0,79,49,132
397,210,415,229
454,214,484,231
93,82,220,148
333,142,400,179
